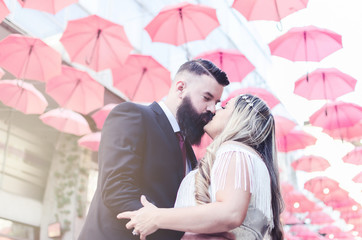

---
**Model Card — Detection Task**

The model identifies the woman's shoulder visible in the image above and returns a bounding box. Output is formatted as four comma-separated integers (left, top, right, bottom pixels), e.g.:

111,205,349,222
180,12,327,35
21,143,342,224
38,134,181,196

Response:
218,141,261,158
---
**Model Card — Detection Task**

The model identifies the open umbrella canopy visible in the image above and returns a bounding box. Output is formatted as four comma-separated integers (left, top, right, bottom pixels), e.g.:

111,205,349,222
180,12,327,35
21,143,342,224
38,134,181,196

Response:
276,129,317,153
145,2,220,46
232,0,309,22
275,115,297,139
352,172,362,183
0,34,61,82
222,87,280,109
269,25,342,62
291,155,330,172
309,102,362,130
60,15,133,71
112,54,171,102
343,147,362,165
91,103,117,130
294,68,357,100
304,176,340,196
0,0,9,23
305,211,334,224
16,0,78,14
46,65,104,115
194,49,255,83
39,108,91,136
78,132,101,152
0,79,48,114
283,190,319,213
323,120,362,141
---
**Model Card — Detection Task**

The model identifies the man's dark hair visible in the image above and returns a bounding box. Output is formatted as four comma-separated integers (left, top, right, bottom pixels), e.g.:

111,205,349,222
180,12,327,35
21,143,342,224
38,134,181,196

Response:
177,59,229,86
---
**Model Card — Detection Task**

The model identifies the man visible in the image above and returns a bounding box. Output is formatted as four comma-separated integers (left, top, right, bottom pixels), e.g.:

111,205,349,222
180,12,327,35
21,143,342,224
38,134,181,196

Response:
78,59,229,240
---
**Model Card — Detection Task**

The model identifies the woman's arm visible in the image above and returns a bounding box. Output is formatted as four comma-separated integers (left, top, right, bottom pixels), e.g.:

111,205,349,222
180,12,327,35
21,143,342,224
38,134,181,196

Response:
118,153,251,239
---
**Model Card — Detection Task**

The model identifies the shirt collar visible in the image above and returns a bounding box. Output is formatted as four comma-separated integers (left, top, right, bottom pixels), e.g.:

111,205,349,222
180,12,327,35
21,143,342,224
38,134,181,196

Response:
158,101,180,133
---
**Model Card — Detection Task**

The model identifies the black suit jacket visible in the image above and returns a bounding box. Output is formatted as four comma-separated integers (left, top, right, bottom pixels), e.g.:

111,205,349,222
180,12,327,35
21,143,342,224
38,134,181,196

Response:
78,102,197,240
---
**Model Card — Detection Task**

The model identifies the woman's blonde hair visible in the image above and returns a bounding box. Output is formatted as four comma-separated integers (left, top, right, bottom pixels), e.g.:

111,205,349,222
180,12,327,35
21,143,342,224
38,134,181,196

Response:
194,94,284,240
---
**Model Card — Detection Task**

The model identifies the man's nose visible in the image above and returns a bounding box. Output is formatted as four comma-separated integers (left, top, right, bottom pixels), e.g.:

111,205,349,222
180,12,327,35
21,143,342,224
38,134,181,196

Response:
206,104,216,114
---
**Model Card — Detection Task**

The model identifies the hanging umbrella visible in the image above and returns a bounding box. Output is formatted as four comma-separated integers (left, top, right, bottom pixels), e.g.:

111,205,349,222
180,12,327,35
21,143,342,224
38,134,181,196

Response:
314,188,349,203
294,68,357,100
304,176,340,196
0,79,48,114
112,54,171,102
291,155,330,172
328,197,360,210
222,87,280,109
323,120,362,141
269,25,342,62
352,172,362,183
281,211,303,225
275,116,297,139
194,49,255,83
60,15,133,72
305,211,334,224
309,102,362,130
46,65,104,115
16,0,78,14
145,2,219,46
283,191,319,213
319,225,343,236
0,68,4,79
78,132,101,152
343,147,362,165
0,34,61,82
39,108,91,136
0,0,9,23
276,129,317,153
232,0,308,21
91,103,117,130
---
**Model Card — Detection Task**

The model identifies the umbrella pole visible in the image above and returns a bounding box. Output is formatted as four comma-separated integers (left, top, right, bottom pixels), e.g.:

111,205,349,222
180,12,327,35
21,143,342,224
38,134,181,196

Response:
179,9,190,60
0,109,14,189
304,32,309,81
274,0,283,31
86,30,101,66
131,69,147,100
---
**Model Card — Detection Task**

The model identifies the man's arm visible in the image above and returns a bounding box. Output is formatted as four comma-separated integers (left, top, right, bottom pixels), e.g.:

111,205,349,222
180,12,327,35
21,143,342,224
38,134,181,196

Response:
98,102,146,213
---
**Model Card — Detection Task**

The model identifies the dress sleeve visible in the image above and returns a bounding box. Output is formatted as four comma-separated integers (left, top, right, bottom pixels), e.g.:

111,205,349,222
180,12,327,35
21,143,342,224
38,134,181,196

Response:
211,146,273,220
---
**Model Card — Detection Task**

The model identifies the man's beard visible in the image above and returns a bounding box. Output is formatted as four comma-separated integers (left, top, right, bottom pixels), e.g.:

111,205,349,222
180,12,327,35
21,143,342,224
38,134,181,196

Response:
176,96,214,146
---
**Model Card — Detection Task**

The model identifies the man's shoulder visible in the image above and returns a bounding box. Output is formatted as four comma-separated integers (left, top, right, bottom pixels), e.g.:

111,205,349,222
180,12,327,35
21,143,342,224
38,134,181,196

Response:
113,101,151,113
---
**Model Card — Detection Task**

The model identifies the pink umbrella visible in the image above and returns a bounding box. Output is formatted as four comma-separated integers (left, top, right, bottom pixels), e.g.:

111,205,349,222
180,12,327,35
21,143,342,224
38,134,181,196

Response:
319,225,343,236
232,0,308,21
112,54,171,102
60,15,133,72
309,102,362,130
352,172,362,183
315,188,349,203
78,132,101,152
304,176,340,196
0,34,61,82
274,115,297,139
283,191,319,213
222,87,280,109
291,155,330,172
39,108,91,136
305,211,334,224
276,129,317,153
323,120,362,141
281,211,303,225
145,2,220,46
0,67,5,79
194,49,255,83
343,147,362,165
294,68,357,100
46,65,104,115
91,103,117,130
0,0,9,23
16,0,78,14
269,25,342,62
0,79,48,114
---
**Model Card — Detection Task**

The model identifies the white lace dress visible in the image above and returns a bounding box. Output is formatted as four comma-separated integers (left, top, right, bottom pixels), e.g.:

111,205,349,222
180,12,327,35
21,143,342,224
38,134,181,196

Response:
175,144,273,240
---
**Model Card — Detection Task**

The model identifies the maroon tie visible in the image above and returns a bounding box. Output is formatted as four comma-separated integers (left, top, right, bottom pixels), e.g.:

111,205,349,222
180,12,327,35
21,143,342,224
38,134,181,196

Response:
175,131,187,175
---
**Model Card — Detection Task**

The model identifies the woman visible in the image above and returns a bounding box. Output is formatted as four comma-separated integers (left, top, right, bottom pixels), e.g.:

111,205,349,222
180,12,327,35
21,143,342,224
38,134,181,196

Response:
118,94,284,240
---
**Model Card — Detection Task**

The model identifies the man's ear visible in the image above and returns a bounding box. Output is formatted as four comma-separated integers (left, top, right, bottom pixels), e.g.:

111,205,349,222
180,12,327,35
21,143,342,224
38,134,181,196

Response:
175,80,186,97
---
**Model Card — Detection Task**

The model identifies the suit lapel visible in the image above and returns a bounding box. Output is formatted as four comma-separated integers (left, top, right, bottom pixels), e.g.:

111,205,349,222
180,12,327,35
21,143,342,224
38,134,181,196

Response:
149,102,184,179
